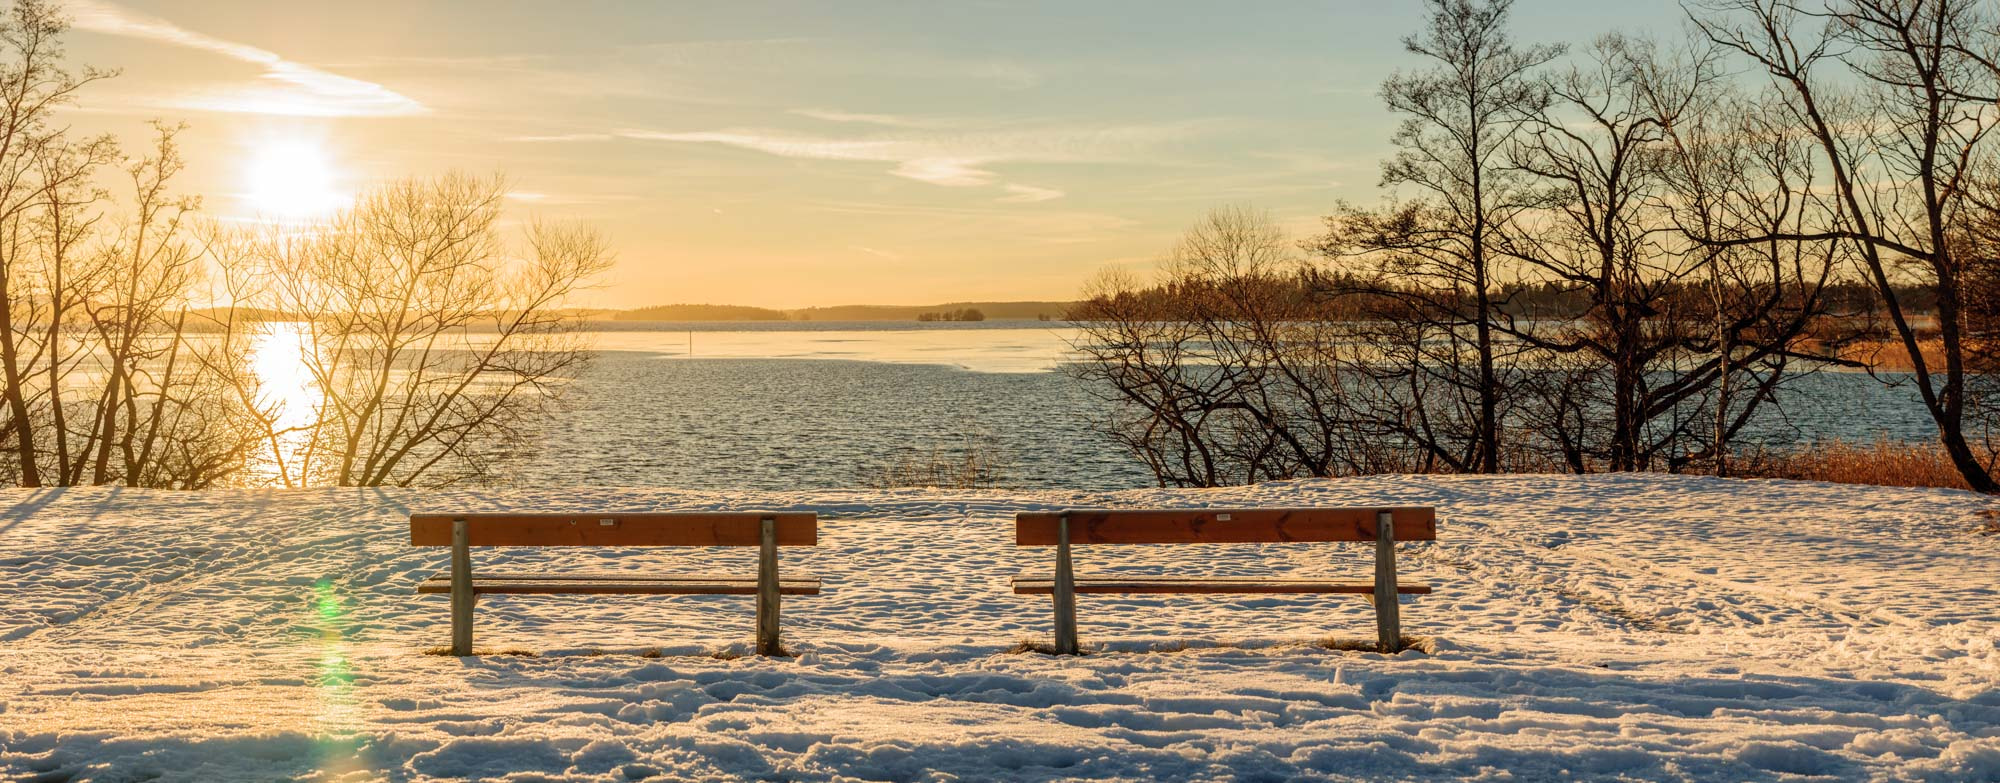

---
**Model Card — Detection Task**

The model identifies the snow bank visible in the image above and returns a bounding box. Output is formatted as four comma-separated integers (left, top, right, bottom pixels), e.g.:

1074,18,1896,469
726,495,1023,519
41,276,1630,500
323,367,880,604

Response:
1,474,1996,781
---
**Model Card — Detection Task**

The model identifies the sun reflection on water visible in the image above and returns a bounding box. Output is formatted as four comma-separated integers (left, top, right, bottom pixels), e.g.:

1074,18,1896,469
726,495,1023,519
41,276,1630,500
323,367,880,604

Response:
248,322,322,485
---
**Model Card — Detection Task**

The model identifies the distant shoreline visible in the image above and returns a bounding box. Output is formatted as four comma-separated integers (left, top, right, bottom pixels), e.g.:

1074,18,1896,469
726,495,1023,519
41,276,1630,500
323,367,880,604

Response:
590,300,1074,323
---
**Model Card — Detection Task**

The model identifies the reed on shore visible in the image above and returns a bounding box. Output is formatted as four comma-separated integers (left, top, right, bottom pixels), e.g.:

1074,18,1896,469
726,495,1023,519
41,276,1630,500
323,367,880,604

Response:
1745,438,1981,491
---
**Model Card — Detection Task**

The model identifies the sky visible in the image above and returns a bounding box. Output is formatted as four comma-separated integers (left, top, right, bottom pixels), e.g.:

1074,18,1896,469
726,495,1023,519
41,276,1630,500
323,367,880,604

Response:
55,0,1688,309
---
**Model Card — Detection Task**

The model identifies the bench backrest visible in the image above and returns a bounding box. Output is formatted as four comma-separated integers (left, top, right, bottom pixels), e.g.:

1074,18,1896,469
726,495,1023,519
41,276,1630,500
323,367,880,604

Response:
410,512,818,547
1015,507,1435,546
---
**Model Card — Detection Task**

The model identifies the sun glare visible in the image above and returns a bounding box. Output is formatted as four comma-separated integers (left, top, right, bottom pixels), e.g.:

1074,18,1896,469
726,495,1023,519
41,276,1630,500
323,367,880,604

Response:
244,139,346,219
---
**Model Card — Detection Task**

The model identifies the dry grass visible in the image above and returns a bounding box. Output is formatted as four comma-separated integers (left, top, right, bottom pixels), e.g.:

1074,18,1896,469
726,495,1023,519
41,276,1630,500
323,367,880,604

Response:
1002,638,1077,656
1833,337,1949,372
866,431,1009,489
1746,438,1979,490
1316,635,1434,655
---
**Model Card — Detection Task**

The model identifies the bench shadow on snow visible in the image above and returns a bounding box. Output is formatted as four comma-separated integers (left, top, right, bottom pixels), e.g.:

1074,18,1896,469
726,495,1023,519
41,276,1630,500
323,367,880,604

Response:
19,653,1988,782
439,651,1999,781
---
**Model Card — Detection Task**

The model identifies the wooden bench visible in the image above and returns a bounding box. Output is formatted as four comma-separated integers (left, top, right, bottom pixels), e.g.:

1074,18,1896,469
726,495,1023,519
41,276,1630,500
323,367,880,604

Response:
1011,507,1436,654
409,511,819,656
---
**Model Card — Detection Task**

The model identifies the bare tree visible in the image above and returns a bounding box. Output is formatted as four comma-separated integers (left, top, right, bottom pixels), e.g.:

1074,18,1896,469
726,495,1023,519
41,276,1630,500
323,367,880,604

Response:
1071,207,1401,487
1499,36,1710,471
1317,0,1562,473
100,125,260,488
1076,19,1856,487
1651,74,1859,476
1495,35,1845,472
253,172,610,487
0,0,113,486
1692,0,2000,492
0,4,251,489
1953,169,2000,471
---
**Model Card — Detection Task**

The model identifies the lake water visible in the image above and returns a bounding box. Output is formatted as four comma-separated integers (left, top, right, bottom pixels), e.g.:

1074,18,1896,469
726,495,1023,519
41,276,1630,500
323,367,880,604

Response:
504,322,1942,490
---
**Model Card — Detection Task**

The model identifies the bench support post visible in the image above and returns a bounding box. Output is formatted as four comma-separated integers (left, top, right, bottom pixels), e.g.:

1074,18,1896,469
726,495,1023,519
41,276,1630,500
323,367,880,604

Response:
450,517,474,656
1052,513,1079,655
1373,510,1402,653
755,515,782,655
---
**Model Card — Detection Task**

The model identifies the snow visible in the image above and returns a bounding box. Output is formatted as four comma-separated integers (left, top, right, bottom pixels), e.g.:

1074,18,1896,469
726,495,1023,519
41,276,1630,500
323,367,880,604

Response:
1,474,1997,781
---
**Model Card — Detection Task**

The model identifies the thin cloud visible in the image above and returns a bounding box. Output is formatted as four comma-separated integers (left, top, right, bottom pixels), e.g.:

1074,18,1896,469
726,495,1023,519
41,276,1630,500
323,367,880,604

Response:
891,158,995,187
619,129,1003,188
506,191,639,206
602,120,1224,200
973,60,1041,91
849,245,903,261
621,130,903,163
510,132,618,143
68,0,424,117
998,184,1064,203
789,108,947,129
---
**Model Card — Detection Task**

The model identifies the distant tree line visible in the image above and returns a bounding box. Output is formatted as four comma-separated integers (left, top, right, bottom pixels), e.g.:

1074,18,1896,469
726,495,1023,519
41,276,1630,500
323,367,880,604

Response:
1072,0,2000,492
792,301,1068,321
1079,273,1925,326
917,308,986,322
0,1,606,489
613,304,790,322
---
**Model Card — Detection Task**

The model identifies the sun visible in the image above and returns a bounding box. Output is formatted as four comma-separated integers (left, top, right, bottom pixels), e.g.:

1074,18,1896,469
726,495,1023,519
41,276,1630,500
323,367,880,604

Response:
244,139,346,219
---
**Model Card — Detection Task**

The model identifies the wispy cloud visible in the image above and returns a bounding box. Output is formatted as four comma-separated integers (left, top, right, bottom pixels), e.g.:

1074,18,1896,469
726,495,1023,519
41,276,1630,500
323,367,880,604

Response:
998,184,1064,203
889,157,996,187
848,245,903,261
972,61,1041,91
509,132,618,143
614,129,1005,188
548,118,1224,201
619,130,900,163
506,190,639,206
788,108,947,129
68,0,424,117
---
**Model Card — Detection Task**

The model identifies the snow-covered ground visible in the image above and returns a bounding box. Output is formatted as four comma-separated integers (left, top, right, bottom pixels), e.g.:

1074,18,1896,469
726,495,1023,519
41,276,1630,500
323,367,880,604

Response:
1,474,1996,782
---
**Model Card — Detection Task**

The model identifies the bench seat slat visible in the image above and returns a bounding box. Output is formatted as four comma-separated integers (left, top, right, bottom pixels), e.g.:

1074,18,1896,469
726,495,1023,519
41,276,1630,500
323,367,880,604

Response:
1010,575,1432,595
417,573,822,596
423,572,780,582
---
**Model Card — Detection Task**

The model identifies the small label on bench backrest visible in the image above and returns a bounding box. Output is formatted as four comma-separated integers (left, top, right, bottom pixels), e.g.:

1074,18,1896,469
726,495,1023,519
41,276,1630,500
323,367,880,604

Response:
600,519,617,526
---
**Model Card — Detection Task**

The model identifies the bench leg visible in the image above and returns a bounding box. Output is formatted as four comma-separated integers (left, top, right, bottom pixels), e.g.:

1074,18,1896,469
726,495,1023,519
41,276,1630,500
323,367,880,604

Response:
755,516,782,655
1052,513,1079,655
450,518,474,656
1373,510,1403,653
